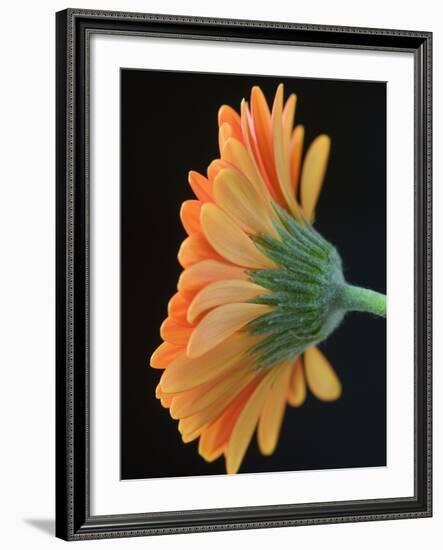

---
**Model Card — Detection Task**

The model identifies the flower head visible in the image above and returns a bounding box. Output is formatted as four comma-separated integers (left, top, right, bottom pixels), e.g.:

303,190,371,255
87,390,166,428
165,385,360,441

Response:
150,84,386,474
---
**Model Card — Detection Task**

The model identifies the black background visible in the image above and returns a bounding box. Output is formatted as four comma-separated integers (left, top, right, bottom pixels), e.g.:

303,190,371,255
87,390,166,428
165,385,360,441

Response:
120,69,386,480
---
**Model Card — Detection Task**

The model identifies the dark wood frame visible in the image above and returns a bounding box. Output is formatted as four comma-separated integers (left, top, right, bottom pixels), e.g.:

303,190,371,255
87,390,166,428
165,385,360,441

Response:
56,8,432,541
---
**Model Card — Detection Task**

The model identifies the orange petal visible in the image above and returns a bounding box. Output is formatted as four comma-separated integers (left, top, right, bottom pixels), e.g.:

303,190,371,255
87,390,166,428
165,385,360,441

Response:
178,233,222,268
257,362,292,455
200,203,275,269
287,357,306,406
177,260,248,294
226,370,276,474
187,302,272,359
171,364,254,421
177,367,256,438
304,346,342,401
188,171,213,202
282,93,297,147
207,159,229,183
218,122,234,154
272,84,300,218
221,138,272,204
300,135,331,222
150,342,185,369
290,125,304,193
213,168,277,236
218,104,243,142
198,377,261,462
187,279,268,324
155,383,174,408
160,333,255,393
240,99,280,204
180,200,202,235
160,317,193,346
250,86,276,187
167,292,190,324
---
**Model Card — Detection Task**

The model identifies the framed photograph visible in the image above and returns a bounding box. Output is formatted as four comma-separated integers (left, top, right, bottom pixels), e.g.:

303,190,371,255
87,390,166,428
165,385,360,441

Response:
56,8,432,540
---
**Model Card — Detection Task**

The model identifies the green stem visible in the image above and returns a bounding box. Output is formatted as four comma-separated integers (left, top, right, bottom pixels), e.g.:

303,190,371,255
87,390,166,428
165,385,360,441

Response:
340,284,387,318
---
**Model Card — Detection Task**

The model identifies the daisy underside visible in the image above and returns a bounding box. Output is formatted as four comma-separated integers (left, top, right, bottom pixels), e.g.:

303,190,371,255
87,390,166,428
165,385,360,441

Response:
150,84,386,475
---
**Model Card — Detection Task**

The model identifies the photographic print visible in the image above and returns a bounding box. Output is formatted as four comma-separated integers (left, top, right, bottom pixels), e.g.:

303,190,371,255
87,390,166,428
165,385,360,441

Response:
120,69,387,480
56,10,432,539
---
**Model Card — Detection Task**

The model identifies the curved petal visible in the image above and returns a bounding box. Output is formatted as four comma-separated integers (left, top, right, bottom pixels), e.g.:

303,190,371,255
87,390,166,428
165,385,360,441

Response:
272,84,300,218
186,302,272,359
250,86,279,192
160,317,193,346
150,342,184,369
287,357,306,406
226,370,275,474
300,135,331,222
257,362,292,455
304,346,342,401
221,138,271,204
198,377,261,462
213,168,277,236
218,104,243,142
177,260,248,294
167,292,190,324
207,159,229,183
180,200,202,235
218,122,234,154
177,368,257,437
187,279,268,323
290,125,304,194
200,203,275,269
178,233,222,268
160,333,255,393
188,170,213,202
170,364,254,420
282,93,297,147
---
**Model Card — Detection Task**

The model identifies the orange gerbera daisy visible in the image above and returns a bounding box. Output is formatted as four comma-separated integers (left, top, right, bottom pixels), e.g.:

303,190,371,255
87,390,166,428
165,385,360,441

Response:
150,84,386,474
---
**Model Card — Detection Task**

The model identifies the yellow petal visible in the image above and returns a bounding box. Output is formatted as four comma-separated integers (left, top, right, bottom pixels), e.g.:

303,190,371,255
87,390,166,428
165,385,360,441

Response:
187,302,272,359
304,346,342,401
290,125,304,193
272,84,300,218
177,260,248,293
287,357,306,406
257,362,292,455
300,135,331,222
200,203,275,269
160,333,254,393
187,279,268,323
213,168,277,236
226,371,275,474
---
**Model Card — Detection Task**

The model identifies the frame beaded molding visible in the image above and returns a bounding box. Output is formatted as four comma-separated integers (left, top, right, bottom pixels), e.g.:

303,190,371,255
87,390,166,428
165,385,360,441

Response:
56,8,432,541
